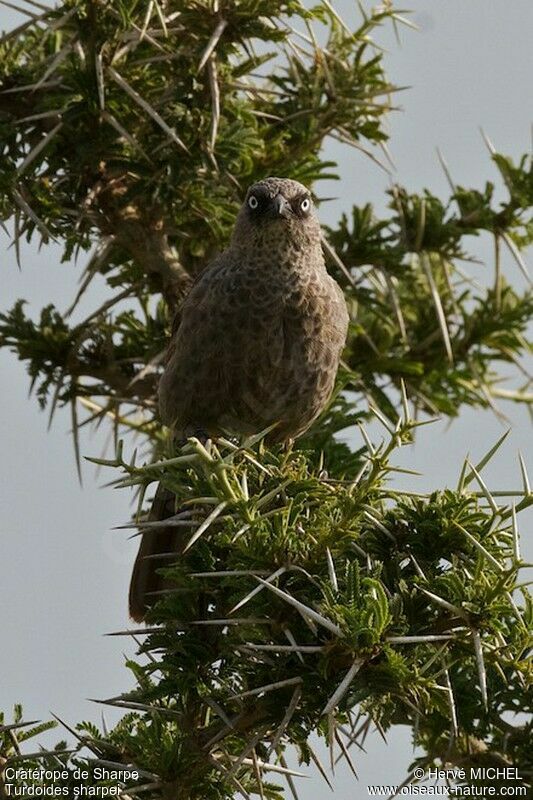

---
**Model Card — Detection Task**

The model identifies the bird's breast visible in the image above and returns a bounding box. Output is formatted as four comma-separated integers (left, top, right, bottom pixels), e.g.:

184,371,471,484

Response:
158,250,348,441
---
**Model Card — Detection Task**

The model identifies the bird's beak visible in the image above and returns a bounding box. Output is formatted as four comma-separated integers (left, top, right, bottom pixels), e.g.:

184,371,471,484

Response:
272,194,293,219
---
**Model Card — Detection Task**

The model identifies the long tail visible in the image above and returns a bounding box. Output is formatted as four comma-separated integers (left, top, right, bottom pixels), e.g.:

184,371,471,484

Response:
128,483,181,622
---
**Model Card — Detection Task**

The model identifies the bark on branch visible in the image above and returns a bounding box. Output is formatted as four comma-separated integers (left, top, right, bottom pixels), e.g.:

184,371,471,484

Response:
88,169,194,311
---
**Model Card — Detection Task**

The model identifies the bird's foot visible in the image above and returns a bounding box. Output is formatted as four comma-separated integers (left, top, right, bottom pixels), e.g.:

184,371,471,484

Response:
174,426,212,449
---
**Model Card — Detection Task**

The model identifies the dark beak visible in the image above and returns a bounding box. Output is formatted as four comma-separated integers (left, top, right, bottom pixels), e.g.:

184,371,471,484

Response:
271,194,293,219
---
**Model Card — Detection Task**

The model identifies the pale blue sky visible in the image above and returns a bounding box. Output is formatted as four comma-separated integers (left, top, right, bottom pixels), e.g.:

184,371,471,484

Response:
1,1,531,795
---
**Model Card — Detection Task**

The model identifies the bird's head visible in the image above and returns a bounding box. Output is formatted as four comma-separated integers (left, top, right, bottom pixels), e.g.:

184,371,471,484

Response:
232,177,322,253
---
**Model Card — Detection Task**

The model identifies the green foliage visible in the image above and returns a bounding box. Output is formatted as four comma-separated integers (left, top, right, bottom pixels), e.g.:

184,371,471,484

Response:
2,428,531,797
1,1,532,798
326,174,533,418
0,0,531,429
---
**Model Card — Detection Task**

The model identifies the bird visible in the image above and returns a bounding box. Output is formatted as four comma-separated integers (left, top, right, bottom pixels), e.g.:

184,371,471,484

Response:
129,176,349,621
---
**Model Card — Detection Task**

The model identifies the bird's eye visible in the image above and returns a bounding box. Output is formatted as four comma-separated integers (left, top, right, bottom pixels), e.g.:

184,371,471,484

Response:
248,195,259,210
300,197,310,213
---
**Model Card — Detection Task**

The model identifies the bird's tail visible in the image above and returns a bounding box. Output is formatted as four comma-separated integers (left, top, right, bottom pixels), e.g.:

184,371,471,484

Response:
128,482,181,622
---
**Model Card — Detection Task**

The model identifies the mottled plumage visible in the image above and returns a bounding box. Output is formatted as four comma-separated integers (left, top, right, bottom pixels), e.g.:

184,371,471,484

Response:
129,177,349,620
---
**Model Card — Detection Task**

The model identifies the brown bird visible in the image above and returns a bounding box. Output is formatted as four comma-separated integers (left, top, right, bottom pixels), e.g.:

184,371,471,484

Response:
129,177,349,621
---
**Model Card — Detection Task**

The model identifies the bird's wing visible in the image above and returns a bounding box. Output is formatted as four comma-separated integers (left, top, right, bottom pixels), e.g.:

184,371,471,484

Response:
157,252,246,431
163,257,221,366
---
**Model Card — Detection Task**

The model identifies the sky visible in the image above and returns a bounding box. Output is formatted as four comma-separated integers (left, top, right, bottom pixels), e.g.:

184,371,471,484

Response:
1,1,531,796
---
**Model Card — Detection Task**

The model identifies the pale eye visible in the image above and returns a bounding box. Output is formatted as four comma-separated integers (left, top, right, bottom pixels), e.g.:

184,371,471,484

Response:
300,197,310,213
248,195,259,209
